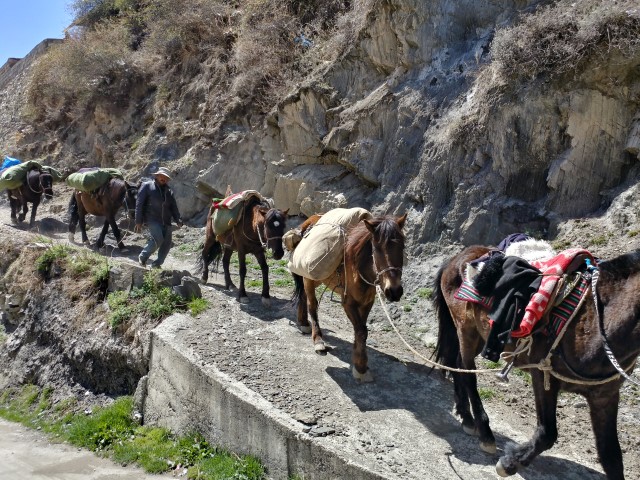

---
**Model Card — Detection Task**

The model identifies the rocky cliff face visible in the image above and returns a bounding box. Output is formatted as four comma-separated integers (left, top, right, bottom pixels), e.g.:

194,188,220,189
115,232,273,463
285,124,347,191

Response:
1,0,639,250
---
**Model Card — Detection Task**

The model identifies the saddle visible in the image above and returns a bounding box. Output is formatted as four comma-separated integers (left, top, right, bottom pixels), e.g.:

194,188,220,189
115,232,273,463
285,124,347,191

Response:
457,248,595,361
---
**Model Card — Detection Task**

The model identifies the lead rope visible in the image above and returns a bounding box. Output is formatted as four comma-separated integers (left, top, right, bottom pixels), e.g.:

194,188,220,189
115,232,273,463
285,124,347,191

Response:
375,281,636,385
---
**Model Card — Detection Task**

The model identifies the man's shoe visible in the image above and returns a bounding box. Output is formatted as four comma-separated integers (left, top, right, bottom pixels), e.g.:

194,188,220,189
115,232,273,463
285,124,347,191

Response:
138,256,147,267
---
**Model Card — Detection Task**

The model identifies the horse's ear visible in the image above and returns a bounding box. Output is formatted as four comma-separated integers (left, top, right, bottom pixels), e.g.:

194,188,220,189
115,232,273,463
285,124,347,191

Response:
397,213,407,230
283,208,290,218
364,219,376,234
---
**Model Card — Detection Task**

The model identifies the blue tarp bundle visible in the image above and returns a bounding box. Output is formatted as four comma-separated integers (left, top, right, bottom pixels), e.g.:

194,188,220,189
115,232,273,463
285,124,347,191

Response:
1,156,21,172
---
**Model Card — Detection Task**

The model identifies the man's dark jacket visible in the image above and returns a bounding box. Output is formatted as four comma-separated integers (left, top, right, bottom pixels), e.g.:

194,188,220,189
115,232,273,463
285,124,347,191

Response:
135,179,182,226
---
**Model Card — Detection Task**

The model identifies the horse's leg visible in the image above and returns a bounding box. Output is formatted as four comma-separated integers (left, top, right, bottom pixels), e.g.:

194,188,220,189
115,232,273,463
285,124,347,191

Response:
8,194,18,224
236,250,249,303
96,220,110,248
587,387,624,480
304,277,326,353
344,298,374,383
78,204,90,245
456,323,496,454
254,250,271,307
28,199,40,227
496,372,560,476
108,215,125,249
222,247,236,290
18,198,28,223
68,195,79,242
294,275,311,334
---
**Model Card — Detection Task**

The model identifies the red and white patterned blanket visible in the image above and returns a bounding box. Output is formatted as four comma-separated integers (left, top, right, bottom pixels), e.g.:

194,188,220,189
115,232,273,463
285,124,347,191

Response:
511,248,594,337
212,190,262,209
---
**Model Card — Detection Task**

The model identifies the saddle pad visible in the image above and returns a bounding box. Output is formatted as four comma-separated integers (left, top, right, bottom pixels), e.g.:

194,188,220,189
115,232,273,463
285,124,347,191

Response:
0,160,43,190
288,207,371,281
211,190,265,237
546,274,590,338
454,280,494,310
65,168,123,192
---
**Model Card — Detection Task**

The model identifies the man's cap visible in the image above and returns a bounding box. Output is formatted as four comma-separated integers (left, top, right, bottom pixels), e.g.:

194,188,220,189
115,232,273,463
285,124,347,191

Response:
152,167,172,179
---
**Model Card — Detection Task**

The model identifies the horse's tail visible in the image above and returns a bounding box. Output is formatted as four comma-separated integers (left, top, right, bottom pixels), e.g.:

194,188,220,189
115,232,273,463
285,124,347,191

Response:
197,238,223,274
291,272,305,306
432,263,460,376
68,192,79,231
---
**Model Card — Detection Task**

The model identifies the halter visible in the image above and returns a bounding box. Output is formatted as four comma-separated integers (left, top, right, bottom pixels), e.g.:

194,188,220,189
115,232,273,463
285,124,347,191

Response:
358,241,403,286
255,223,283,250
27,171,53,194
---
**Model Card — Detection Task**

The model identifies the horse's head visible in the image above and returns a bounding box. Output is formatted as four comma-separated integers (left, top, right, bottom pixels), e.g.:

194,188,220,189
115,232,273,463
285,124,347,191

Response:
364,213,407,302
259,206,289,260
123,181,139,219
39,172,54,200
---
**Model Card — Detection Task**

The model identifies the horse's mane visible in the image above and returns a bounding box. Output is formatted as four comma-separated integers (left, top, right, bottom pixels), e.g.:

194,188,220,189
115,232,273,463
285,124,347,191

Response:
348,216,404,257
598,249,640,280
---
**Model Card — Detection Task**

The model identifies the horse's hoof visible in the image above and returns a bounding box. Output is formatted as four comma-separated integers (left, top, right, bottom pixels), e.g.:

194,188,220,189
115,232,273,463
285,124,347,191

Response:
314,341,326,353
496,459,515,477
299,325,312,334
67,233,75,243
83,240,90,246
480,441,497,454
352,366,374,383
10,218,18,225
261,297,271,308
463,424,479,436
239,296,250,304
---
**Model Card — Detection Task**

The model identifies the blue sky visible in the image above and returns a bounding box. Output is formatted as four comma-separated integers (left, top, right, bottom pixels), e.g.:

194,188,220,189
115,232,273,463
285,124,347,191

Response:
1,0,73,64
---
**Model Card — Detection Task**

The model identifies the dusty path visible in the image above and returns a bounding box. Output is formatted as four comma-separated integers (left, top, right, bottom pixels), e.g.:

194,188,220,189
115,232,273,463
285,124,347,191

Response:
0,418,172,480
1,186,639,479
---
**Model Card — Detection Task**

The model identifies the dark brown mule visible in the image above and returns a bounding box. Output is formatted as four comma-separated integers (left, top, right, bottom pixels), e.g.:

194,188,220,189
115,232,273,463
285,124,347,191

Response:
68,178,138,250
292,214,407,382
198,197,289,305
434,245,640,479
7,168,54,227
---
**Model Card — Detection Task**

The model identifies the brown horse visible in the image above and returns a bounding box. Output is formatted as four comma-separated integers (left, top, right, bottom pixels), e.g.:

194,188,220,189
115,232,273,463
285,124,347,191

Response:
292,213,407,382
7,168,54,227
68,178,138,250
434,245,640,479
198,196,289,305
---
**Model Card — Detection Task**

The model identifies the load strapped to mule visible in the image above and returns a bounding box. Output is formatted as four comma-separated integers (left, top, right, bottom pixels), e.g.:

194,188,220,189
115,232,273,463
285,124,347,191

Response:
210,190,270,241
286,207,371,281
65,167,124,193
0,159,63,191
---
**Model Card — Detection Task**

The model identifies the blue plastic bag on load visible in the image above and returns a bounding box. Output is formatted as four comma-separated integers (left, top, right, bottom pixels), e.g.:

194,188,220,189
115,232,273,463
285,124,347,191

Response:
1,156,21,172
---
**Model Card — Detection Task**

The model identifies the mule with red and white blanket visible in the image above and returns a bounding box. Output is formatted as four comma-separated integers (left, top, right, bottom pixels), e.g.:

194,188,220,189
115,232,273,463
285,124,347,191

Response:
434,245,640,480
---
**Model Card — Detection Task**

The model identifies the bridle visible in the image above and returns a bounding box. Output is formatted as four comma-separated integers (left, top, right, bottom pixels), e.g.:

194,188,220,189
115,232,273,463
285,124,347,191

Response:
359,239,403,287
27,171,53,195
244,206,284,250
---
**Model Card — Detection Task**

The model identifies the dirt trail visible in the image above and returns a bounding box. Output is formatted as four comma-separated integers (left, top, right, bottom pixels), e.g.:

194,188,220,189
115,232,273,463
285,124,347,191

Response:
1,184,639,479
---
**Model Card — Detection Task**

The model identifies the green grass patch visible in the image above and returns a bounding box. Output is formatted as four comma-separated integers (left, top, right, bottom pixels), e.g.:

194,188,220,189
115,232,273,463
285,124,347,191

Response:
188,297,209,316
247,279,263,288
478,388,497,400
274,278,293,288
403,305,412,312
107,271,184,327
416,287,433,299
36,244,70,276
0,387,266,479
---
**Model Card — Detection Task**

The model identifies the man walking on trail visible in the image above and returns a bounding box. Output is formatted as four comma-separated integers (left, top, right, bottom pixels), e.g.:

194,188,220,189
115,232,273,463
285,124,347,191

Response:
135,167,183,268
